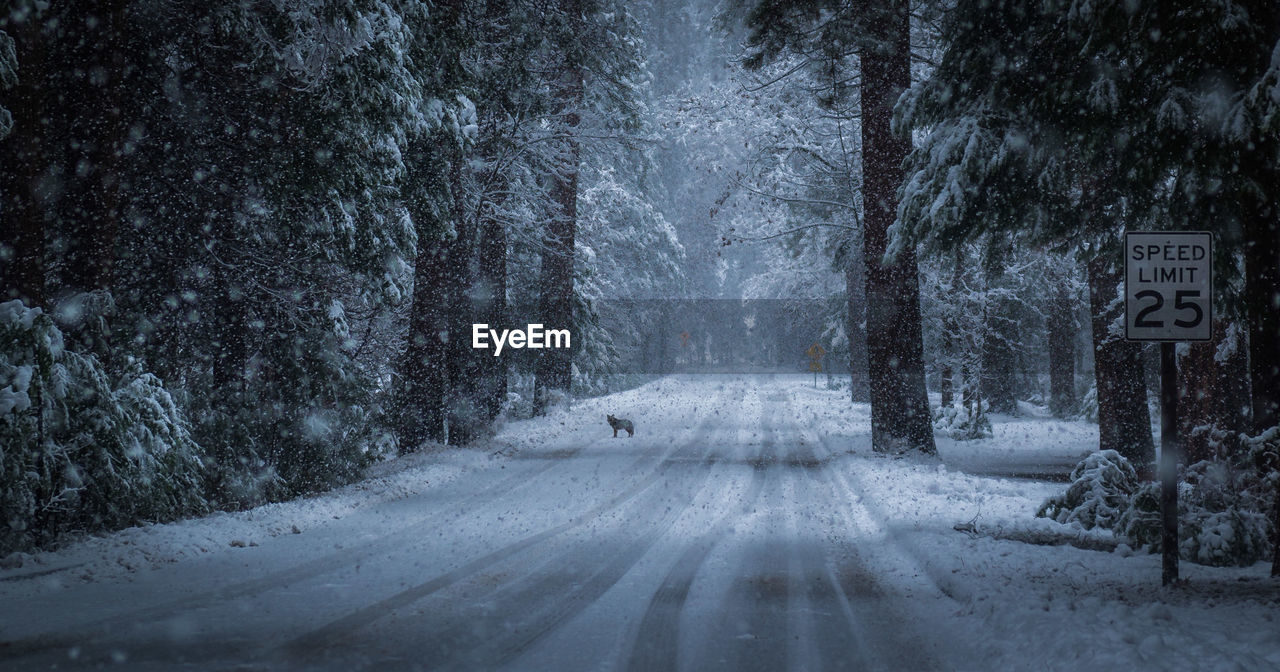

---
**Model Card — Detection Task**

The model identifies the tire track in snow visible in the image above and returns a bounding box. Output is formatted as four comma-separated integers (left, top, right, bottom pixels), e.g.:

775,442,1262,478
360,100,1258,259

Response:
401,428,730,671
800,406,943,671
0,438,597,661
276,386,742,668
687,386,919,672
738,389,905,672
623,387,777,672
784,429,875,672
720,391,801,672
0,393,717,667
666,390,792,672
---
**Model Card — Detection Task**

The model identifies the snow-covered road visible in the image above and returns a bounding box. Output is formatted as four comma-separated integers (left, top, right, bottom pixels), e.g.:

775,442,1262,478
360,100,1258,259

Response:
3,375,1277,671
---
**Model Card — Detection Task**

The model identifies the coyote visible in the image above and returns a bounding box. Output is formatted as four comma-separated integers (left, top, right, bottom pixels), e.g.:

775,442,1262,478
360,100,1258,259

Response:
606,414,634,438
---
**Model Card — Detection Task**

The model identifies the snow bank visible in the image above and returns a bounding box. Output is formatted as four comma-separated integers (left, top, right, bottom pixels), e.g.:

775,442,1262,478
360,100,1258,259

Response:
782,375,1280,671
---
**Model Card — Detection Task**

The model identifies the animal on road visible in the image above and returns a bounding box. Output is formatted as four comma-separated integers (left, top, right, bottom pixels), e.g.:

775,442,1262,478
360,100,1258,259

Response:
606,414,634,437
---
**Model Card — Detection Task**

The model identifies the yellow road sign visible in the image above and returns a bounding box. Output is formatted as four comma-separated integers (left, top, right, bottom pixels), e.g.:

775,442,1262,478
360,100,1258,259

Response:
806,342,826,359
809,360,822,372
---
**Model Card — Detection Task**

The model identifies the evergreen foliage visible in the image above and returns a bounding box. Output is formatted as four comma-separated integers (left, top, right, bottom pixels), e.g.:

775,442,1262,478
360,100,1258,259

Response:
1,0,675,549
1,300,207,553
1038,450,1140,531
1040,448,1278,568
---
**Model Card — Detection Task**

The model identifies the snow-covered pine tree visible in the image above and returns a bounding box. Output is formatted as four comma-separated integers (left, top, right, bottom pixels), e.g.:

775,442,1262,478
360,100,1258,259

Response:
0,2,218,548
738,0,935,454
527,0,648,411
1044,254,1084,418
896,0,1173,469
532,0,586,414
0,1,50,308
110,0,423,499
901,0,1280,488
979,232,1019,414
0,301,209,554
397,0,474,449
462,0,564,424
0,26,11,140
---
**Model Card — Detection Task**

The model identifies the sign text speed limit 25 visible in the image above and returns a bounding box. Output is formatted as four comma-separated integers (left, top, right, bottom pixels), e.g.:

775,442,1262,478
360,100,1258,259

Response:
1124,231,1213,342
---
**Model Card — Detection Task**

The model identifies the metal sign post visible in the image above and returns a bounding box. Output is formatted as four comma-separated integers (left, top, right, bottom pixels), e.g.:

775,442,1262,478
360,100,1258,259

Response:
806,342,826,388
1124,231,1212,587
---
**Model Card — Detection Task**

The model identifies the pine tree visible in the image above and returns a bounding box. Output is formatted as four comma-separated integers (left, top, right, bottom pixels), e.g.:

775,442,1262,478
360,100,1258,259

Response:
1045,258,1081,419
532,0,585,414
740,0,935,453
0,2,51,307
900,0,1280,438
109,0,425,496
397,0,472,448
979,233,1018,414
463,0,560,425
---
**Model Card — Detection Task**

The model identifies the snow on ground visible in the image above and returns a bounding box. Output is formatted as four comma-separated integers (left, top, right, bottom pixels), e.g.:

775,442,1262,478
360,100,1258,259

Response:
2,374,1278,671
935,399,1097,481
0,446,498,587
0,376,682,589
786,376,1280,671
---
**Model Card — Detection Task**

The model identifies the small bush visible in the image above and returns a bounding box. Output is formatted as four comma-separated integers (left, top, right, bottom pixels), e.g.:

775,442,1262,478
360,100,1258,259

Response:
1037,449,1138,529
933,402,993,440
1037,446,1278,568
1181,508,1271,567
1115,481,1161,549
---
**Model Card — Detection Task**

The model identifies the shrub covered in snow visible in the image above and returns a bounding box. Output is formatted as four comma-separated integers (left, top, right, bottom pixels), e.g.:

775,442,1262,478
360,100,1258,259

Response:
1182,508,1271,567
1,301,208,553
1037,449,1138,529
1114,481,1162,549
933,402,993,440
1038,445,1278,567
1177,460,1272,567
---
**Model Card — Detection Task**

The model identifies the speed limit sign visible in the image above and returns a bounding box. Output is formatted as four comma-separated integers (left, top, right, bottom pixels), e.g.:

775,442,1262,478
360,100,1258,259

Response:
1123,230,1213,587
1124,231,1213,342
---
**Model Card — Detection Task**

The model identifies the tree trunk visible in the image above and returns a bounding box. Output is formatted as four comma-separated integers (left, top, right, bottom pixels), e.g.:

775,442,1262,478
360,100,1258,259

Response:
211,263,247,395
446,159,483,445
0,10,51,307
860,0,935,453
939,364,954,408
534,11,583,415
1178,320,1251,464
1086,254,1155,475
398,0,466,447
939,249,964,410
475,204,508,425
400,236,450,449
1046,277,1077,418
961,360,978,417
1242,190,1280,433
844,259,870,403
1233,128,1280,576
60,0,128,296
980,234,1017,414
1237,146,1280,578
399,133,454,449
532,149,577,413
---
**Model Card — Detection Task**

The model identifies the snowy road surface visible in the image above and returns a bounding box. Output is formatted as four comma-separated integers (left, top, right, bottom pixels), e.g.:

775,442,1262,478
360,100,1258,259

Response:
3,376,1278,671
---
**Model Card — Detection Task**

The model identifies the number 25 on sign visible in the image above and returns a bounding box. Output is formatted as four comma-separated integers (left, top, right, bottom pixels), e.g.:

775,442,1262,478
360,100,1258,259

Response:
1124,231,1212,342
